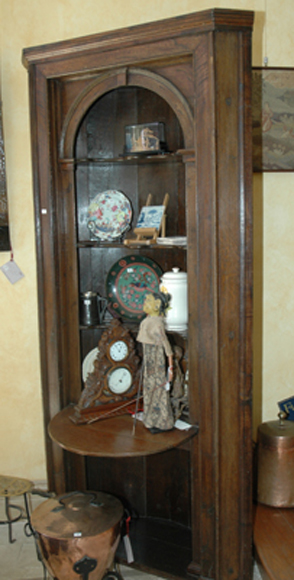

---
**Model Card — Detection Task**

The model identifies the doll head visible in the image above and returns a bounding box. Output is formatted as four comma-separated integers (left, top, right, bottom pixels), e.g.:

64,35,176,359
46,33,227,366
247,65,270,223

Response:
143,291,171,317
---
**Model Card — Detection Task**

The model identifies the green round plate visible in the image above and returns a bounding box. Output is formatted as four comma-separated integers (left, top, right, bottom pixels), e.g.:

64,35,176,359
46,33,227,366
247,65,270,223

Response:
106,255,162,321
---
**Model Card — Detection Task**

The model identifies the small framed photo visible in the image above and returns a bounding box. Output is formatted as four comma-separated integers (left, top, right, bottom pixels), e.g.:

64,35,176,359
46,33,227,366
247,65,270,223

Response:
124,122,166,154
252,67,294,171
123,193,169,247
136,205,166,230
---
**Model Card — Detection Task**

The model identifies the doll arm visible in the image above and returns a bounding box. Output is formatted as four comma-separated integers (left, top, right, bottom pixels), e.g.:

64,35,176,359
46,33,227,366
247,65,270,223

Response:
168,354,173,382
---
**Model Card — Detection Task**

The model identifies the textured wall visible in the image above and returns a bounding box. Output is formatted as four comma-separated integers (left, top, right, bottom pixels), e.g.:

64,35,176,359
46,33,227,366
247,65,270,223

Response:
0,0,292,481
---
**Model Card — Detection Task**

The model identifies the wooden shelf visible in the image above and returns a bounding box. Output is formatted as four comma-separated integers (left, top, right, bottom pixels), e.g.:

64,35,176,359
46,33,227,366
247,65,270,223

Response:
76,241,187,249
49,405,198,458
73,152,185,165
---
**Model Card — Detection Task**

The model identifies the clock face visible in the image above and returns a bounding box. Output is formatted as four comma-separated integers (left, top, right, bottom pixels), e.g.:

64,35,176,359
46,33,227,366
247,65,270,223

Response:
107,367,133,394
109,340,129,362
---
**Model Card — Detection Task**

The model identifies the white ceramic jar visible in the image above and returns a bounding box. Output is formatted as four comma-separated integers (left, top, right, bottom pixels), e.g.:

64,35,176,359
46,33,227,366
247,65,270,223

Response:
160,267,188,332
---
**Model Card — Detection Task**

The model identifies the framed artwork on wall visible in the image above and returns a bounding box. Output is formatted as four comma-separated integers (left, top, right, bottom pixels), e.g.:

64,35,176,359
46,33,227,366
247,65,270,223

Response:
0,102,9,250
253,67,294,172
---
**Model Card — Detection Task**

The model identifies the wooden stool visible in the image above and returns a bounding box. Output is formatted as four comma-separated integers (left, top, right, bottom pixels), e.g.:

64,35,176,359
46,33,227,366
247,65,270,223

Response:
0,475,34,543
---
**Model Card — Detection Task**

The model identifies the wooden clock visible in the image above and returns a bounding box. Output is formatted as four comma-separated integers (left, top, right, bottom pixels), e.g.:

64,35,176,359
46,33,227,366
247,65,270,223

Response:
72,319,141,424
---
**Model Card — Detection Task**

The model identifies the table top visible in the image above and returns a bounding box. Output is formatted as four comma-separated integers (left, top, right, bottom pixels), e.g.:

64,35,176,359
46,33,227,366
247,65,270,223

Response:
49,405,198,458
254,503,294,580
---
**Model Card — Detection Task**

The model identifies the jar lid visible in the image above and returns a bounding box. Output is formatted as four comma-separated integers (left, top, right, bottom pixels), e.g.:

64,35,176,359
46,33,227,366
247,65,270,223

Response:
258,418,294,448
161,267,187,280
31,491,123,539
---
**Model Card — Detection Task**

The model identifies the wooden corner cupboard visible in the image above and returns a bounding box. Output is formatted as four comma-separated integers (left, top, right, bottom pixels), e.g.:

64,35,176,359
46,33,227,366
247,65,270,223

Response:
22,8,254,580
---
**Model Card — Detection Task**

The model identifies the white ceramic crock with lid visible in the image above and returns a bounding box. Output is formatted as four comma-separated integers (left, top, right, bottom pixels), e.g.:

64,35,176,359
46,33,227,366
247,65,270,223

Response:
160,267,188,332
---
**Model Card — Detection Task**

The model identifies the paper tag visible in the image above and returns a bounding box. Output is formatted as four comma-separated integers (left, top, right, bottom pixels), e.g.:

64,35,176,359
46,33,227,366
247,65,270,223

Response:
1,260,24,284
174,418,193,431
123,535,134,563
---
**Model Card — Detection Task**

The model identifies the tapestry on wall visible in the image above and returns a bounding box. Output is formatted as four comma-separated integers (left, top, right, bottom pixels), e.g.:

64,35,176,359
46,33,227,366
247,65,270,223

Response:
253,67,294,172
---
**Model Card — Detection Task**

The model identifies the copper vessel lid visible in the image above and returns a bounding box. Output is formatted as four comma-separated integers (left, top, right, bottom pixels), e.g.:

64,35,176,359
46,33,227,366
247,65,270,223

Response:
258,412,294,449
31,491,124,539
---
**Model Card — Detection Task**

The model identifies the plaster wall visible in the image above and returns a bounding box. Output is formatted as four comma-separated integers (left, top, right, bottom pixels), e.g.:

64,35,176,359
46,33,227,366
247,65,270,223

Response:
0,0,293,481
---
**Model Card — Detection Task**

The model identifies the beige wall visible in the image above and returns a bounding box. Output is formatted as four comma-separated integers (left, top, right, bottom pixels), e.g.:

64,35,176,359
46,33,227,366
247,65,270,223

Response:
0,0,293,483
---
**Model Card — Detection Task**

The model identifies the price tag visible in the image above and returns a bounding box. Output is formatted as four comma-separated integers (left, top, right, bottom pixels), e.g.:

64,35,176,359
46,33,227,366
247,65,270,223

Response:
1,259,24,284
123,535,134,563
123,514,134,563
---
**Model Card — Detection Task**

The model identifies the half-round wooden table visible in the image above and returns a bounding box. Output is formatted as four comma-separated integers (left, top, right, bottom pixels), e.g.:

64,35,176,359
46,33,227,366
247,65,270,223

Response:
49,405,198,578
49,405,198,458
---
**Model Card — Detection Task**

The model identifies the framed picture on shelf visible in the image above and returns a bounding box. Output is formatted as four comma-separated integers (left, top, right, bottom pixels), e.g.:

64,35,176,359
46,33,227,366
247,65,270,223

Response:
124,122,166,154
252,67,294,171
136,205,166,230
124,193,169,246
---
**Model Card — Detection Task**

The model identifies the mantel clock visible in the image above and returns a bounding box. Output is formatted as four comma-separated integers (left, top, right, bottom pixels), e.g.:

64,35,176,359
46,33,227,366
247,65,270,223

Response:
72,319,141,424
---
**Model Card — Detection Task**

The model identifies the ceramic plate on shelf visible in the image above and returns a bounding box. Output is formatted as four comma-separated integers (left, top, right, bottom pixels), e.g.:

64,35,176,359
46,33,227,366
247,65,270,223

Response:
86,190,132,241
156,236,187,246
106,255,162,321
82,347,99,382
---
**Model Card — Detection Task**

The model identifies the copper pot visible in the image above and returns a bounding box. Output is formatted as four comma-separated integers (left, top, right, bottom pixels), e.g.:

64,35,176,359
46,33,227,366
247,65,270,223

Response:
31,491,124,580
257,413,294,507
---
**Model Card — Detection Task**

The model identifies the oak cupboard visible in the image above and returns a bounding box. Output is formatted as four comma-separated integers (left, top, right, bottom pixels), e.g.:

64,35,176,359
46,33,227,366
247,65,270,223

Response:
23,8,254,580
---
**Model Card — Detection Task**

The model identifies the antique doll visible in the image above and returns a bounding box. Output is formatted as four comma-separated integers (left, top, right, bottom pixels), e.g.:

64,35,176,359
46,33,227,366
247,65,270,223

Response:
137,291,175,432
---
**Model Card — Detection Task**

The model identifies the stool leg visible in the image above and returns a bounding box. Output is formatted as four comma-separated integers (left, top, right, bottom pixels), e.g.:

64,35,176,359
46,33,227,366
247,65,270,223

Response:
5,497,15,544
23,492,33,536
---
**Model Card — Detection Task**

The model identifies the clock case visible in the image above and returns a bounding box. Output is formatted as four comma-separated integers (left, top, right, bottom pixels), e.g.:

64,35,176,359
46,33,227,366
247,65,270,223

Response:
73,319,141,424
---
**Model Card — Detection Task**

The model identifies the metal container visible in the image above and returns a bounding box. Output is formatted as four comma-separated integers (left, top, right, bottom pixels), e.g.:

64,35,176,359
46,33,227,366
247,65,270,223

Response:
31,491,124,580
80,292,108,326
80,292,99,326
257,413,294,507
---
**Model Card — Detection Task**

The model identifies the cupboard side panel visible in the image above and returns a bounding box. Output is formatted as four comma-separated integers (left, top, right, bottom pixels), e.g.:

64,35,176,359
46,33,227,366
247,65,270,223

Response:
238,29,254,580
215,30,242,580
188,32,219,578
215,30,253,580
28,66,67,493
50,78,86,491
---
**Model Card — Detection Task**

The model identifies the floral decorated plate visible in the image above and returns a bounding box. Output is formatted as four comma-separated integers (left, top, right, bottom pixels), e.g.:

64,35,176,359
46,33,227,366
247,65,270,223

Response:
106,255,162,321
87,190,132,241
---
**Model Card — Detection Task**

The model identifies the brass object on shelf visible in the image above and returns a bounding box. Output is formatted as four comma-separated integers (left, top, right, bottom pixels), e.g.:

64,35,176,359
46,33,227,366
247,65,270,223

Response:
257,412,294,507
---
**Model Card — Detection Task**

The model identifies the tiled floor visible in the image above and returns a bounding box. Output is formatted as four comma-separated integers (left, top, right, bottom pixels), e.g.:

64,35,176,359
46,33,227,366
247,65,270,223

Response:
0,494,262,580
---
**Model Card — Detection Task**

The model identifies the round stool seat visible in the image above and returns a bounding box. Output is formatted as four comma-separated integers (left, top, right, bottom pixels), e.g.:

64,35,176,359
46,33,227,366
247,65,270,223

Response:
0,475,34,543
0,475,33,497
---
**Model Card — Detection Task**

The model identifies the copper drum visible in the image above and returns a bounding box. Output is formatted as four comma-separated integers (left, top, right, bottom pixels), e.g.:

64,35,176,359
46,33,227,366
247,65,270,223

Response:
31,491,124,580
257,416,294,507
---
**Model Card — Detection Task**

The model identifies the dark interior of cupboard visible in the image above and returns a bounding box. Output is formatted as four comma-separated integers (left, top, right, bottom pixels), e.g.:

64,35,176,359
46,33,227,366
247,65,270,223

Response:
73,86,193,577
